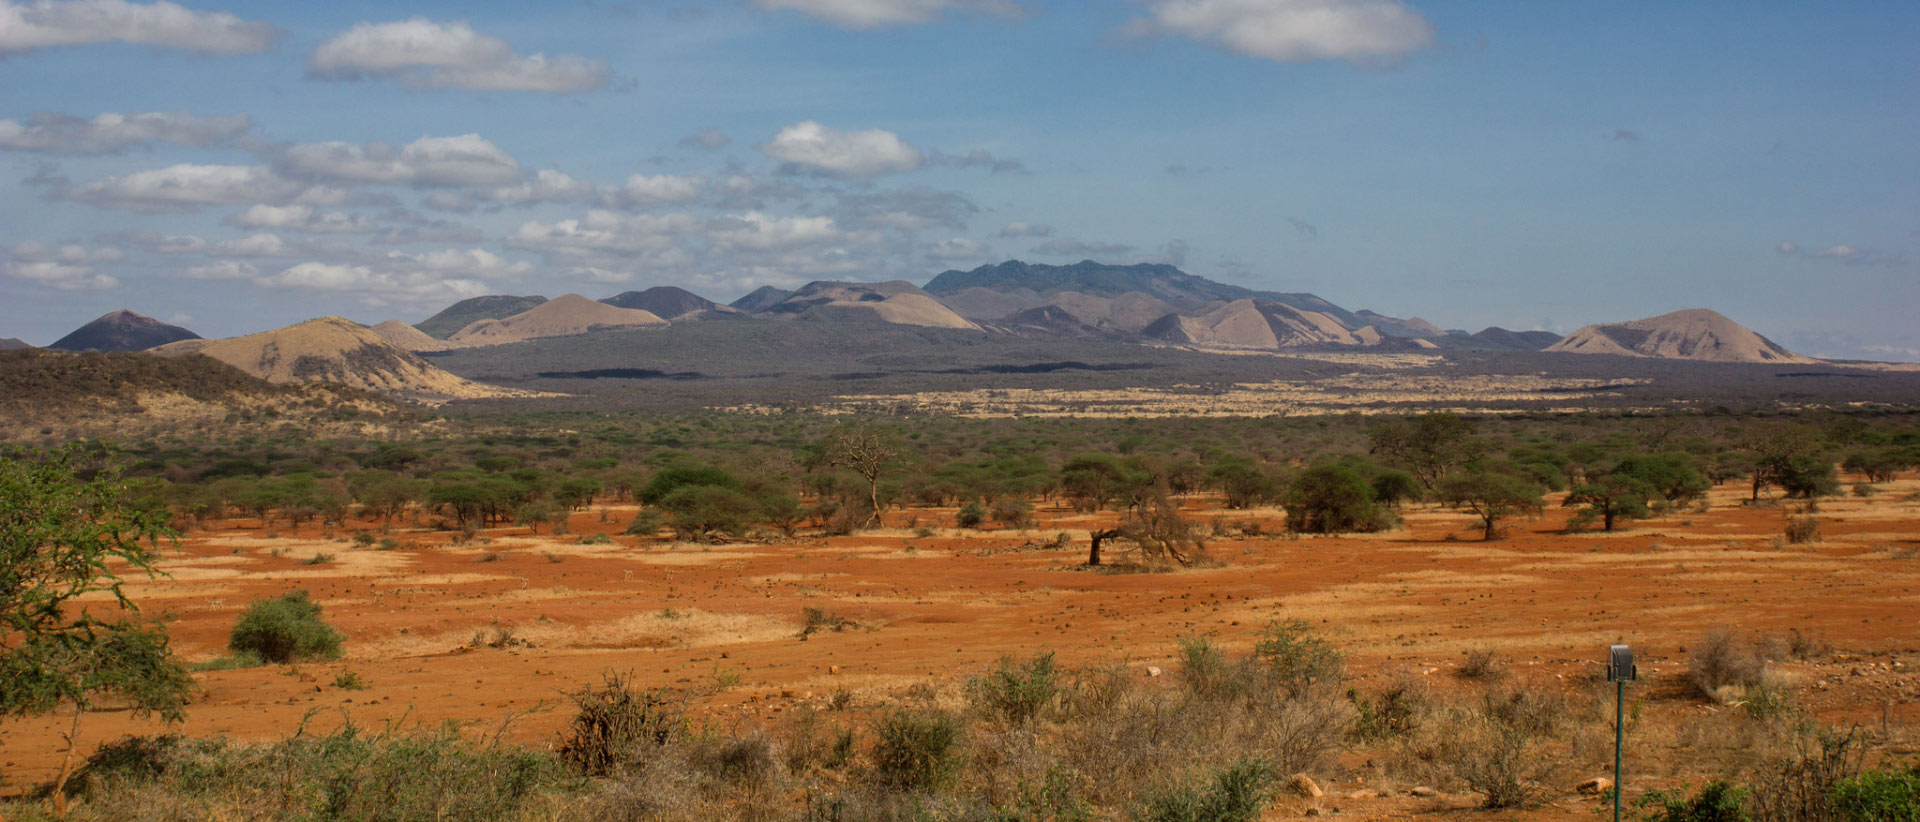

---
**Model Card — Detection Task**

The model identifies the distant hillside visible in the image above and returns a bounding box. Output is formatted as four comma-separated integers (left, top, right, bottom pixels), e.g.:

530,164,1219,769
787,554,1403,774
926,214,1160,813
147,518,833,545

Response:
925,260,1362,327
1353,310,1444,339
765,281,979,330
731,286,793,313
601,286,736,320
1547,309,1813,364
0,348,396,442
415,295,547,340
370,319,460,352
1435,327,1563,351
1143,299,1363,349
448,294,666,346
0,338,30,350
48,309,200,352
155,317,524,402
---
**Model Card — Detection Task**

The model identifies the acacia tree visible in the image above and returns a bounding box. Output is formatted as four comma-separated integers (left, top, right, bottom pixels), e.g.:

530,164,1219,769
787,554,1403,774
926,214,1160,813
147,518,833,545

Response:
1,445,194,812
1438,468,1544,541
1368,413,1488,492
816,427,907,529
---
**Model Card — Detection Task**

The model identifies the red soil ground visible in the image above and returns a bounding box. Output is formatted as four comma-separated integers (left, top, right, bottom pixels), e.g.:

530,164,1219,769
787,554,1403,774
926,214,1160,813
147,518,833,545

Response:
4,480,1916,819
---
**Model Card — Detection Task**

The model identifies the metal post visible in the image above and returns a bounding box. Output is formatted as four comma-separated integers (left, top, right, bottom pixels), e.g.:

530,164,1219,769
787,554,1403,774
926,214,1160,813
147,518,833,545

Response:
1614,678,1625,822
1608,644,1634,822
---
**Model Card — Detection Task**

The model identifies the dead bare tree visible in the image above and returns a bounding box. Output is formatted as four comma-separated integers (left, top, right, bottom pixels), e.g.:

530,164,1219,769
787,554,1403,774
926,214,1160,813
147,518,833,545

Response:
817,427,906,529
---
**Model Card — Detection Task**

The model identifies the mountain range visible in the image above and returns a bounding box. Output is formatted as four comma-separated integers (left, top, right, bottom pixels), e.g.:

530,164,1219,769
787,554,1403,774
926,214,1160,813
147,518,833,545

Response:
20,260,1836,405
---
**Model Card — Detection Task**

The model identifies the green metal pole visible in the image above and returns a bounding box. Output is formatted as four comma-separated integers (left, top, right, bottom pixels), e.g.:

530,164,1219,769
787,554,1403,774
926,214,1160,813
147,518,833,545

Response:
1614,679,1625,822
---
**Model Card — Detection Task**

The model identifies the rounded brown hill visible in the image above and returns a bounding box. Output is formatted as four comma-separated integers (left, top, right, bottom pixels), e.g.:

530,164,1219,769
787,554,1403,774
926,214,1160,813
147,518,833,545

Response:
1547,308,1814,364
153,317,520,402
369,319,461,352
447,293,666,346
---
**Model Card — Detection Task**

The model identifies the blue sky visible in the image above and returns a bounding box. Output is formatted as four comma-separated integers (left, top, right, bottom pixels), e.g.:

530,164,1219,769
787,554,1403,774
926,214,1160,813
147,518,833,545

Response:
1,0,1915,359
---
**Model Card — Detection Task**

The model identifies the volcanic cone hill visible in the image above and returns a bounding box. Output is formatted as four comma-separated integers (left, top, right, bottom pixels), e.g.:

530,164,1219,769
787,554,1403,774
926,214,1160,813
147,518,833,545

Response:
0,337,31,350
414,295,547,340
370,319,461,352
601,286,738,320
764,281,979,329
153,317,519,401
48,309,200,352
1142,299,1365,349
447,294,667,346
1547,309,1814,364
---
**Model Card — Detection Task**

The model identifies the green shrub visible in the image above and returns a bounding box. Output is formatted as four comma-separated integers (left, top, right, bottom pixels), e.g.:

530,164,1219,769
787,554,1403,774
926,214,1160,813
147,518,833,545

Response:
1832,762,1920,822
1634,780,1752,822
227,590,343,664
970,651,1058,725
66,723,564,820
556,673,685,777
956,501,987,529
1139,757,1275,822
870,709,964,791
1251,619,1343,694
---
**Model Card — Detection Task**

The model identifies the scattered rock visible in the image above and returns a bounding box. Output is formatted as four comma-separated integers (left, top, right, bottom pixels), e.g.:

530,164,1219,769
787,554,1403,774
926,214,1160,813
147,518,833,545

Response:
1577,777,1614,795
1287,773,1324,798
828,665,842,675
1303,807,1322,817
1408,786,1440,798
1147,666,1163,677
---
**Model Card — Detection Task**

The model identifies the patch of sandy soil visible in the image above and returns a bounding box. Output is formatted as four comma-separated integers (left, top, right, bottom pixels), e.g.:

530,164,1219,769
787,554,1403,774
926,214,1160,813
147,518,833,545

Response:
3,480,1917,820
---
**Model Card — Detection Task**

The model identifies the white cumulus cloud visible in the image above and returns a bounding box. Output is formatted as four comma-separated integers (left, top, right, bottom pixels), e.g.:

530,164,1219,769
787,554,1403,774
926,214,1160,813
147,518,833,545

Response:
753,0,1022,28
1130,0,1434,65
0,111,250,155
0,0,278,55
307,18,609,93
2,260,117,290
761,121,923,178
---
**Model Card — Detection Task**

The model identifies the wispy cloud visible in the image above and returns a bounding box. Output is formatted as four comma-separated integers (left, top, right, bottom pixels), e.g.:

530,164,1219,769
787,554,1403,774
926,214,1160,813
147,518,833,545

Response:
0,111,251,155
1127,0,1434,66
307,19,610,93
753,0,1023,29
0,0,279,55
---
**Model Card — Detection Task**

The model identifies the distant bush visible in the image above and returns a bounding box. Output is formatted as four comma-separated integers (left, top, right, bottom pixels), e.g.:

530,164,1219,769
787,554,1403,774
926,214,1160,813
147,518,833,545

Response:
556,673,686,777
1252,619,1343,694
1139,757,1275,822
1690,627,1768,700
990,496,1035,529
969,652,1058,726
1632,780,1751,822
869,709,964,791
955,501,986,529
227,590,343,664
1785,516,1820,544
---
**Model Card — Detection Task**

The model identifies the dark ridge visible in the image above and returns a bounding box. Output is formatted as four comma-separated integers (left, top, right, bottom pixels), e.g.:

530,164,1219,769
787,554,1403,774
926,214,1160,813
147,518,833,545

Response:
414,295,548,340
599,286,721,320
1775,372,1876,379
729,285,793,313
923,259,1360,326
535,368,706,380
48,309,200,352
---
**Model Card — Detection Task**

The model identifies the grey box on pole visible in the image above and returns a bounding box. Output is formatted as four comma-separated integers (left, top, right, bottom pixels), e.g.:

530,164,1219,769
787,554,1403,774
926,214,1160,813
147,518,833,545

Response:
1608,644,1636,682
